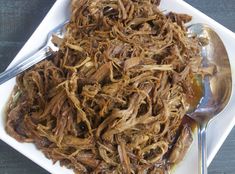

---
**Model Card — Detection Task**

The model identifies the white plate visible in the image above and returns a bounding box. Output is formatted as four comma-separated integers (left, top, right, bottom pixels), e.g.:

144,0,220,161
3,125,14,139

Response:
0,0,235,173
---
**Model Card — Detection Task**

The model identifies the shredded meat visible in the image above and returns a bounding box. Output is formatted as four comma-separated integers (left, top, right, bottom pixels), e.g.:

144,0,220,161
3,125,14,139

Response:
169,125,193,164
6,0,203,174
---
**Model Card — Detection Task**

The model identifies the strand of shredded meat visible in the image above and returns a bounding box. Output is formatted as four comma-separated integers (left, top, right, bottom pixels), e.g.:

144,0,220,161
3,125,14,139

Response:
6,0,203,173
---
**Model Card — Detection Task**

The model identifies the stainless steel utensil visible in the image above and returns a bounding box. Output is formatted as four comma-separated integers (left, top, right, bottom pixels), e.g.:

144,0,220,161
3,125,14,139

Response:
187,24,232,174
0,21,67,85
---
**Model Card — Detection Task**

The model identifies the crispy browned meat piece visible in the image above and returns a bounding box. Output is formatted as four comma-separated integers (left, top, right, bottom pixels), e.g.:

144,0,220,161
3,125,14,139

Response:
169,124,193,164
6,0,203,173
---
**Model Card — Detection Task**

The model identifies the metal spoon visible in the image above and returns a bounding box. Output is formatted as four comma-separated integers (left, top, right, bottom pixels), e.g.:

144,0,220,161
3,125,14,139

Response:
0,21,67,85
187,24,232,174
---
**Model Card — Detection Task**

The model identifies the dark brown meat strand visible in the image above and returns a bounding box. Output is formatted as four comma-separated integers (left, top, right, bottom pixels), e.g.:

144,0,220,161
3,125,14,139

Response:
6,0,203,173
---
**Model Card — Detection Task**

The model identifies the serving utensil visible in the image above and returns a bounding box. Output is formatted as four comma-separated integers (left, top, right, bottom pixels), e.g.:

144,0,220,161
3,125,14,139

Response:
187,24,232,174
0,21,67,85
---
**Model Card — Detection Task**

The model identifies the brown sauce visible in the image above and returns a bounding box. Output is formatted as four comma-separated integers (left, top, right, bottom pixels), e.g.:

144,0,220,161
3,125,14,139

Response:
186,74,204,113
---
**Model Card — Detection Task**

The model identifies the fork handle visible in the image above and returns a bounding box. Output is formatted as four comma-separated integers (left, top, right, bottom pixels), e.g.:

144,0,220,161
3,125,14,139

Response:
0,46,53,85
198,122,208,174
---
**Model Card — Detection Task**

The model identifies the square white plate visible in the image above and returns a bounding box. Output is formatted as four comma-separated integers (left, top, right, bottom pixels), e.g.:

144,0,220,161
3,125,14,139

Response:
0,0,235,173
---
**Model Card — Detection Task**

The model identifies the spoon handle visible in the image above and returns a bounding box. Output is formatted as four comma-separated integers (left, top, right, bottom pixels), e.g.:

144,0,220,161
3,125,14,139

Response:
198,123,208,174
0,46,53,85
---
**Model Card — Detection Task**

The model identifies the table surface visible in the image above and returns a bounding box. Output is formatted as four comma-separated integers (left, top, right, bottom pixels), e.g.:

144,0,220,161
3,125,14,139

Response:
0,0,235,174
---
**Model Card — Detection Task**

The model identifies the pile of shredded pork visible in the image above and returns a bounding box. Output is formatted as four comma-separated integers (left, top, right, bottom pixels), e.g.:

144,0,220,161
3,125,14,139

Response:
6,0,204,173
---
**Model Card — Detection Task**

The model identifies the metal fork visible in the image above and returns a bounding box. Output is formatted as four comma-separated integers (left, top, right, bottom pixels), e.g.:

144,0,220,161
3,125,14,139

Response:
0,21,68,85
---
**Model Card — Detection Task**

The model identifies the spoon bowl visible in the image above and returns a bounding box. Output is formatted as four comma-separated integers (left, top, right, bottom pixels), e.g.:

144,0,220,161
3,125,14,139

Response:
187,24,232,174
